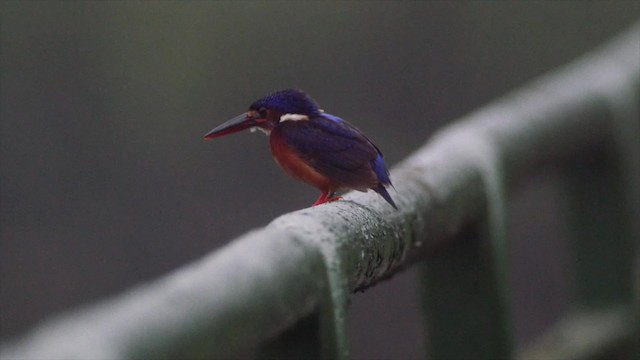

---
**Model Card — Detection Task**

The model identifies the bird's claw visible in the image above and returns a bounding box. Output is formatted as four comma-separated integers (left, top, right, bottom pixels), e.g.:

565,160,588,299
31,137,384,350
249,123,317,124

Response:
312,196,343,206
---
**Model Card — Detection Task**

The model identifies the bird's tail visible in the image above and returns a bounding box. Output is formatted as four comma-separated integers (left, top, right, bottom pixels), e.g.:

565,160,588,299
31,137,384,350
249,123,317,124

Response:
374,184,398,209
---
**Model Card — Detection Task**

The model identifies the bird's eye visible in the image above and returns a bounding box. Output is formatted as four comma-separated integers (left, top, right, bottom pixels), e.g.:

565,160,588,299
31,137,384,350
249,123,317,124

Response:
258,107,268,118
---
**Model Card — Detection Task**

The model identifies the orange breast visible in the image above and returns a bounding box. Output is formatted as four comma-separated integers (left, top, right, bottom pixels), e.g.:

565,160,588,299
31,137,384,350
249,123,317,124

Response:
269,130,338,192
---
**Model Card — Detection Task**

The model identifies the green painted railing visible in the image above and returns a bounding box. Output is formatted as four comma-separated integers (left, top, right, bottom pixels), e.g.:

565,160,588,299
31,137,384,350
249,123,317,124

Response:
2,24,638,360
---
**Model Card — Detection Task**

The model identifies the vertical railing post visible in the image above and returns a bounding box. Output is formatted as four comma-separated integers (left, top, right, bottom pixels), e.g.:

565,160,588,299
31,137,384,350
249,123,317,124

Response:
257,246,350,360
420,142,514,359
563,148,635,307
258,312,322,359
317,264,350,360
567,87,639,303
559,85,640,357
257,299,349,360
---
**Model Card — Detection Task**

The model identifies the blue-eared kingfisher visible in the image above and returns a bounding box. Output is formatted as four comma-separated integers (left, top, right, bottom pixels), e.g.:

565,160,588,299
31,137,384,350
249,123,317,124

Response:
204,89,397,209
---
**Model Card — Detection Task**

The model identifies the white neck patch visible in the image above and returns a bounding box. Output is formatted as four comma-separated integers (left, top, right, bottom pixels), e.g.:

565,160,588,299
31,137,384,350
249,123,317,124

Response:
280,113,309,122
251,127,271,136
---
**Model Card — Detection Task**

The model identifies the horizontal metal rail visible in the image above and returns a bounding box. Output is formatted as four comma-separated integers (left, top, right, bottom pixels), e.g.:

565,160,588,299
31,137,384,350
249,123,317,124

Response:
2,23,639,360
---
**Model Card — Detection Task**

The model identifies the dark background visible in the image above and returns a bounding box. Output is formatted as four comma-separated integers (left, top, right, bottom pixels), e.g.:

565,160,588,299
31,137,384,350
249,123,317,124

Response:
1,2,638,358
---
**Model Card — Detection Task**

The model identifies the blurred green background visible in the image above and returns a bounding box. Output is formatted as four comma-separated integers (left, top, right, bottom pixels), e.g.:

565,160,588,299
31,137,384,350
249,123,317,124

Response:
1,1,638,357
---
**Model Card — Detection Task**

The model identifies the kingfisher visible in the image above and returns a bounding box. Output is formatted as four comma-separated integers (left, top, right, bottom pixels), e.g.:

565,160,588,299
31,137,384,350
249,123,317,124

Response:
204,89,397,209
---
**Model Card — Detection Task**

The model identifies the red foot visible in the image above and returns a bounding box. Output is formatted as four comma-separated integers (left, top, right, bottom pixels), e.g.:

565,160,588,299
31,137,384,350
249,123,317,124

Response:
312,191,342,206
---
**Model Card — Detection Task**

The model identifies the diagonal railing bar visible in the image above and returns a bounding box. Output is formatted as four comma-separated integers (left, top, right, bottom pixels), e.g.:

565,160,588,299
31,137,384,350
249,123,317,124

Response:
2,23,639,360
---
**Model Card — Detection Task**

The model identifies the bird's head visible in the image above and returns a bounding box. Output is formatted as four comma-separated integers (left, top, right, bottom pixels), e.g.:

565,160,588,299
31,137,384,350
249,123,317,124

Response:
204,89,321,140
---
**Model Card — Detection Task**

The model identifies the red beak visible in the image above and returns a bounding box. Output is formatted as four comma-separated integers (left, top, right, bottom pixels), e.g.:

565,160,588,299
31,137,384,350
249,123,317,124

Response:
204,113,257,140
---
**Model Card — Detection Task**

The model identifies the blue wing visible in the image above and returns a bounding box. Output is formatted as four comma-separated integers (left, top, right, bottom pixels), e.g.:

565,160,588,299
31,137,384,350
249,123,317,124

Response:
277,114,391,192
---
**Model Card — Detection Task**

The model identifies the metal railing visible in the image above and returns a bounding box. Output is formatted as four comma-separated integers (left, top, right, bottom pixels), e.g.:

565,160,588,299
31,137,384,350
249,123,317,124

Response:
2,24,639,360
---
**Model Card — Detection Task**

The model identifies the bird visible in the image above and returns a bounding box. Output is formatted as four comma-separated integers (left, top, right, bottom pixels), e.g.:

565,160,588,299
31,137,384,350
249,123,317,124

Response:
204,89,397,209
